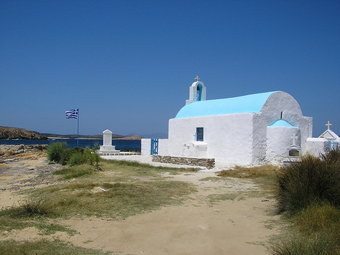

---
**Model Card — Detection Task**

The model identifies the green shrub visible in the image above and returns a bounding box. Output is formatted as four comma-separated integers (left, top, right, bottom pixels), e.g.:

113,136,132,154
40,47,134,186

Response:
68,152,86,166
83,147,93,165
93,152,101,170
93,142,99,150
47,142,67,163
47,143,89,166
61,147,85,165
276,151,340,215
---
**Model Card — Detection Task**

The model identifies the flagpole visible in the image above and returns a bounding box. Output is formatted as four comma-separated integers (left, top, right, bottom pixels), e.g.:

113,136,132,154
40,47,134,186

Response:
65,109,79,147
77,109,79,147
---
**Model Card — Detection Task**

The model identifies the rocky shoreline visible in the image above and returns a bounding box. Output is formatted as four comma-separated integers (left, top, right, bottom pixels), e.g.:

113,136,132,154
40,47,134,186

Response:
0,144,48,159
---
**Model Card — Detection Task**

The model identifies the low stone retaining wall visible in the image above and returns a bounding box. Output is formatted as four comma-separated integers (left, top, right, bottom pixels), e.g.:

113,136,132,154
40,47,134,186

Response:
152,155,215,169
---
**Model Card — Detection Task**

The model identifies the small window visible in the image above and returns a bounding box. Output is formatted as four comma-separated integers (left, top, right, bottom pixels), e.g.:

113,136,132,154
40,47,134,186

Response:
196,127,204,141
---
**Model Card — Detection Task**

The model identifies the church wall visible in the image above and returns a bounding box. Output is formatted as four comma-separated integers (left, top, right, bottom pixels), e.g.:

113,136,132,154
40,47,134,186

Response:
259,91,313,156
266,126,300,163
158,139,168,155
141,138,168,156
168,113,254,165
305,138,328,157
141,138,151,155
260,92,303,126
252,113,267,165
298,117,313,154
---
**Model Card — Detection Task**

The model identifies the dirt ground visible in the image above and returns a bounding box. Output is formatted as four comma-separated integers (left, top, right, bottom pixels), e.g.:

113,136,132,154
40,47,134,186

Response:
0,153,280,255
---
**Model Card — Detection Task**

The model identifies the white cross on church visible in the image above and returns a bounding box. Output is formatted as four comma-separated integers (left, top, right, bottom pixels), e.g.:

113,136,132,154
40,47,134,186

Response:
291,133,298,146
195,76,200,82
326,121,332,130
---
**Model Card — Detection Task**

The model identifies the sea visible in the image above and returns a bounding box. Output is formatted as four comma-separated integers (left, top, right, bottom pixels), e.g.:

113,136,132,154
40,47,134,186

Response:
0,139,141,152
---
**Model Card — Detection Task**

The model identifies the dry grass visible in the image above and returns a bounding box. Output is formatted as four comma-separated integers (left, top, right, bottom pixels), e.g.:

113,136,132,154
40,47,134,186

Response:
217,164,279,178
217,164,279,197
25,180,195,220
0,239,111,255
271,151,340,254
2,159,198,224
0,159,198,253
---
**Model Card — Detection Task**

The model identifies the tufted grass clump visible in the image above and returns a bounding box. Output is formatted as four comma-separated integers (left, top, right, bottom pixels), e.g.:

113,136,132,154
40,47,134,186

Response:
276,150,340,215
0,239,111,255
271,150,340,254
0,199,53,219
271,202,340,255
53,165,95,180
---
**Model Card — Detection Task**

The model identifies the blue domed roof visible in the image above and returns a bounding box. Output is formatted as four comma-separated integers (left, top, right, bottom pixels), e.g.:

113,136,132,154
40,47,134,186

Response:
269,119,296,127
175,91,277,119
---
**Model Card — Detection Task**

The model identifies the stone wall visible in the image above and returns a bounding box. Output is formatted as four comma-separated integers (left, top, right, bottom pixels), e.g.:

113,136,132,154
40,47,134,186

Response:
152,155,215,169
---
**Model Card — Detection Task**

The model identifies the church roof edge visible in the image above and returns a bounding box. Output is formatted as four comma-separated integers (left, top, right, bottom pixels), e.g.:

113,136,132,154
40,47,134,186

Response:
175,91,279,119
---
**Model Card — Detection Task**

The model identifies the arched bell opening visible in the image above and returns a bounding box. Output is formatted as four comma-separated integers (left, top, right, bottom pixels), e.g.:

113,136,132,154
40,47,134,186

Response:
196,84,203,101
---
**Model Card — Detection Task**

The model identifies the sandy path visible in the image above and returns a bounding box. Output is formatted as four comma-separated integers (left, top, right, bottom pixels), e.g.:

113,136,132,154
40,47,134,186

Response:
60,196,278,255
0,153,279,255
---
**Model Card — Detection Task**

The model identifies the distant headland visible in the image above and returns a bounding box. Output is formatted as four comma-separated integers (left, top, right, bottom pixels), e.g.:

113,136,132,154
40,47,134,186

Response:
0,126,48,140
0,126,142,140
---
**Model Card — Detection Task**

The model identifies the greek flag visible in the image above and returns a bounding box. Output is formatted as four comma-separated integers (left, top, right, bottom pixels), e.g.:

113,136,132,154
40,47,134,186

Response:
65,109,79,119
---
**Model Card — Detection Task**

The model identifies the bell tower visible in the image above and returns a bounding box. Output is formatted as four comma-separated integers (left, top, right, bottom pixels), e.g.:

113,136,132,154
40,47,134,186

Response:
186,76,206,105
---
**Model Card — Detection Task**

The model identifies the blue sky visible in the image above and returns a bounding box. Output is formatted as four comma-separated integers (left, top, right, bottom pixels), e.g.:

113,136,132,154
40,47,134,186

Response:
0,0,339,137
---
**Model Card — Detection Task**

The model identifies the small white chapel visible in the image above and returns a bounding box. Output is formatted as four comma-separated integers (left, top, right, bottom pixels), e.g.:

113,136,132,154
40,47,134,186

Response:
142,78,337,166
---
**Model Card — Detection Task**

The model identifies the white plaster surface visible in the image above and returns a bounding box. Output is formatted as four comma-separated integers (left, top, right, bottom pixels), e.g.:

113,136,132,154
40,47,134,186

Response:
183,141,207,158
168,113,254,165
259,91,313,154
158,139,168,155
305,138,328,157
141,138,168,156
266,126,300,163
141,138,151,156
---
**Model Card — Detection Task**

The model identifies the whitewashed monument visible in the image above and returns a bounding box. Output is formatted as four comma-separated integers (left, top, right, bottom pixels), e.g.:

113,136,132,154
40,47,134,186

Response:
141,77,333,166
98,129,120,155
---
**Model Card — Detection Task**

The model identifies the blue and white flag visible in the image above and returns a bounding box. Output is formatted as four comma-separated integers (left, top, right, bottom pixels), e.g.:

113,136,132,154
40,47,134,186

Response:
65,109,79,119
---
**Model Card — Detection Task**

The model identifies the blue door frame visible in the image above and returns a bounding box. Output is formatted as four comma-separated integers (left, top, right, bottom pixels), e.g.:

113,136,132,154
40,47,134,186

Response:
328,141,339,150
151,139,159,155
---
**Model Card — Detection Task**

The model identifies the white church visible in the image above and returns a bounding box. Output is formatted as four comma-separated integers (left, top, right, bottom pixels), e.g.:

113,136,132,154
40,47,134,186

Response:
142,78,338,167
